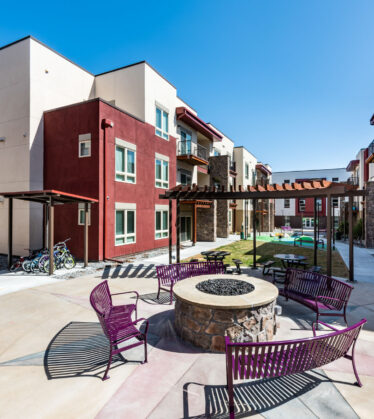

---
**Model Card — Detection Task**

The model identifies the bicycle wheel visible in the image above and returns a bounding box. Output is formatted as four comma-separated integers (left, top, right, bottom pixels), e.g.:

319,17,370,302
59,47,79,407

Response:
10,261,22,272
64,255,76,269
38,255,48,271
22,260,32,273
43,259,56,273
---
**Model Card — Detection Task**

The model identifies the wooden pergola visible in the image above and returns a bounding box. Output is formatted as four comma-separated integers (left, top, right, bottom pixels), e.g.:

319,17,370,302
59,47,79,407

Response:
160,180,367,282
1,190,98,275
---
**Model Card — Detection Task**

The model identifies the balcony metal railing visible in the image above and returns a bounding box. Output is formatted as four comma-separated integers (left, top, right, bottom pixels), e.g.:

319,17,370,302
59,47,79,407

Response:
230,161,236,172
178,140,208,161
347,176,359,185
256,177,269,187
368,140,374,158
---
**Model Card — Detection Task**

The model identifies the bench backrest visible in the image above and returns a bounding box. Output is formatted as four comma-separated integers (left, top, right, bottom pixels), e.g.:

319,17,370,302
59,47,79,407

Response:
226,319,366,381
156,261,225,286
285,269,353,310
89,281,113,338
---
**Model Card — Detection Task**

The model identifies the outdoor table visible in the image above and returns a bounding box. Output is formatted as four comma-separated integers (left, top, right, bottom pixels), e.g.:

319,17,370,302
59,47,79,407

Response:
274,253,307,269
202,250,231,262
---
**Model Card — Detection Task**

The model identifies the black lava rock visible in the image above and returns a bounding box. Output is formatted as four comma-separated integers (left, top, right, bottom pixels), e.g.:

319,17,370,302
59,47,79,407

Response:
196,278,255,296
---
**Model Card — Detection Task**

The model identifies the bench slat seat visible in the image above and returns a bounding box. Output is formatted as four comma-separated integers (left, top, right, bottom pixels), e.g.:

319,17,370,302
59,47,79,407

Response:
225,319,366,418
156,261,225,304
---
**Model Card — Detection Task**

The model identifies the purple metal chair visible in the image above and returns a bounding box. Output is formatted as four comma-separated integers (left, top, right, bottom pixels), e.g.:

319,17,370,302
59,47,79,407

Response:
90,281,148,380
225,318,366,419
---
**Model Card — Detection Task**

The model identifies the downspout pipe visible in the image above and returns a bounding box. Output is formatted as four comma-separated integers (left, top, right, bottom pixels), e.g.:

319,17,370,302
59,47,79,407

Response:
101,118,114,261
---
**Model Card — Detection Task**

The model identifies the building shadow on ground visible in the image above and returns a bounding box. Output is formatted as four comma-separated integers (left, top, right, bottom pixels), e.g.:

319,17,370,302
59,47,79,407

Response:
101,264,157,279
183,371,323,419
44,322,137,380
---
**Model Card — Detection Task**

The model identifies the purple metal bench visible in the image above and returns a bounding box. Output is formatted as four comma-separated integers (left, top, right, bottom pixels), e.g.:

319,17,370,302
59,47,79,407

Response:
276,268,353,326
225,318,366,418
90,280,148,380
156,261,225,304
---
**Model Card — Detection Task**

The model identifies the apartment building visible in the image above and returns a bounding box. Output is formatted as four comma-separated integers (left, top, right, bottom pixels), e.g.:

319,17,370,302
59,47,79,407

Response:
273,168,347,230
0,35,274,260
231,147,274,234
345,118,374,247
0,36,94,256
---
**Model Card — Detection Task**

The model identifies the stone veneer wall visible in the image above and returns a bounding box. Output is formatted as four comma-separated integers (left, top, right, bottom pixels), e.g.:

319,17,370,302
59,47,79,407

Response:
174,298,277,353
209,155,230,238
365,181,374,248
196,201,216,241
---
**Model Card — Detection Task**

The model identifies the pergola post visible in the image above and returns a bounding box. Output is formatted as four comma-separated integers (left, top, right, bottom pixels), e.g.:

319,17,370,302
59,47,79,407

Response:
192,204,197,246
7,198,13,269
349,195,354,282
84,203,89,267
176,198,180,263
252,199,257,269
169,199,172,264
326,194,332,277
313,198,317,267
48,199,54,276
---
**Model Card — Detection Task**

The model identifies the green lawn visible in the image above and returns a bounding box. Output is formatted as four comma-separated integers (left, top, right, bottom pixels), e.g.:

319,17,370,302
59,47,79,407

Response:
184,239,349,278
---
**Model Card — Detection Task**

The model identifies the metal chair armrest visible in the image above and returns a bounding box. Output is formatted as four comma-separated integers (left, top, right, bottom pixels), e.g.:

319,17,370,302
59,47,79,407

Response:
315,295,344,304
111,290,139,306
130,317,149,335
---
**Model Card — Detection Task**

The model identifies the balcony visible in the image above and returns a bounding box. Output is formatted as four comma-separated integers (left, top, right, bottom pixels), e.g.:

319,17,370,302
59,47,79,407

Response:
366,140,374,164
347,176,359,186
177,140,209,165
229,161,237,176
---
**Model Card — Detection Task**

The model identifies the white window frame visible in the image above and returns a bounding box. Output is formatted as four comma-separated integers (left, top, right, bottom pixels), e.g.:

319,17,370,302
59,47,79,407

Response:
155,153,169,189
155,205,169,239
78,204,91,225
115,138,136,184
299,199,306,212
245,163,249,179
78,133,91,158
155,103,169,140
284,199,290,209
115,203,136,245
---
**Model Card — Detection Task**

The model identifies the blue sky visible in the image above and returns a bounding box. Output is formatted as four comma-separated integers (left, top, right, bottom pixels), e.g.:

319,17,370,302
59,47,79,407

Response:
1,0,374,172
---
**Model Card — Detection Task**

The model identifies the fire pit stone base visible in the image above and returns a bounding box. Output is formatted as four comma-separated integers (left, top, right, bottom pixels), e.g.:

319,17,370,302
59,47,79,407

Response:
174,298,277,352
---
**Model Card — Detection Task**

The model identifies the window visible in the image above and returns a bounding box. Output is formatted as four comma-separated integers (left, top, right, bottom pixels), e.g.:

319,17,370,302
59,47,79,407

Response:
245,163,249,179
115,204,136,245
78,133,91,158
332,198,339,207
115,139,136,183
228,210,232,226
316,198,322,212
299,199,306,212
213,148,221,156
284,216,290,226
284,179,290,184
155,154,169,188
155,207,168,239
332,177,339,182
284,199,290,208
155,105,169,139
78,204,91,225
179,169,192,185
303,217,314,228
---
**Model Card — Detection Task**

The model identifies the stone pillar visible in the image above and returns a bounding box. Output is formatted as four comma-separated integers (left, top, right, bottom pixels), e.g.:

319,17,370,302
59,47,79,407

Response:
365,181,374,248
209,155,230,238
196,201,216,241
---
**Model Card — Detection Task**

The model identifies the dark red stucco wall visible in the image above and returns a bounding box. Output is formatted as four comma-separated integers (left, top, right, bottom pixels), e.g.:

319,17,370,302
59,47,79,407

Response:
44,99,176,261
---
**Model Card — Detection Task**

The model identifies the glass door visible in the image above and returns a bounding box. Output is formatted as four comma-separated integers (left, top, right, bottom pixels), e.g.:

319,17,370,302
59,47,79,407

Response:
181,216,192,241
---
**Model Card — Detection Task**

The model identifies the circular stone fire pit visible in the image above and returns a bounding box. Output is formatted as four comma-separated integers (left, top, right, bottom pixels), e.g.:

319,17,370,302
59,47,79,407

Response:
173,274,279,352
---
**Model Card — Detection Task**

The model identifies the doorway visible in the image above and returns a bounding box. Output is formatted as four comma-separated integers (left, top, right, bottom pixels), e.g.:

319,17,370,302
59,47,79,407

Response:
181,216,192,242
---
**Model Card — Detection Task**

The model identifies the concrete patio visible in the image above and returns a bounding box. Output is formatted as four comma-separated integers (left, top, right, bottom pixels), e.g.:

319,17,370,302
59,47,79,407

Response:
1,259,374,419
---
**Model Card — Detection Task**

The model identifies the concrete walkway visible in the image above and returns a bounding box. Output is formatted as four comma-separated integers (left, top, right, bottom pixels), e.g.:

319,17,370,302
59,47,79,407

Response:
1,265,374,418
335,241,374,284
